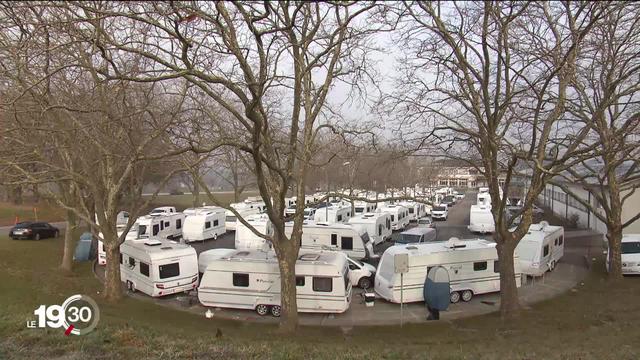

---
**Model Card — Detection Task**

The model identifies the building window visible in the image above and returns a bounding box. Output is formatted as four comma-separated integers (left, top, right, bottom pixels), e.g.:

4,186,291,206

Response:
331,234,337,246
313,277,333,292
296,276,305,286
176,219,182,229
232,273,249,287
473,261,487,271
140,262,150,277
341,237,353,250
543,245,549,257
159,263,180,279
205,221,211,229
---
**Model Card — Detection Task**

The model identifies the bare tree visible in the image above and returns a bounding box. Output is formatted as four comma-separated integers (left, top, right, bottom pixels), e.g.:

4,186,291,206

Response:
552,4,640,279
390,1,606,317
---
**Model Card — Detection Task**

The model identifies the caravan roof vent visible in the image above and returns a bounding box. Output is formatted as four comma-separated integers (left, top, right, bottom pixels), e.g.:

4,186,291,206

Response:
299,253,320,261
406,246,418,250
144,240,162,246
539,221,550,229
160,246,173,250
445,237,466,249
236,251,250,257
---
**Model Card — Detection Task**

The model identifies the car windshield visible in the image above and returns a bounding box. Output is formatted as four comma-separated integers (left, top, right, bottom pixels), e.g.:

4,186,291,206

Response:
14,222,32,228
622,242,640,254
433,206,445,211
349,257,364,267
399,234,422,244
418,220,431,225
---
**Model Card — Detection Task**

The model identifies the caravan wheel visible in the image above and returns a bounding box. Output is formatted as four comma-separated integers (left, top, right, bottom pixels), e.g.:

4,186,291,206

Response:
270,305,282,317
461,290,473,302
213,233,218,240
549,260,556,272
255,304,269,316
126,280,136,293
450,291,461,304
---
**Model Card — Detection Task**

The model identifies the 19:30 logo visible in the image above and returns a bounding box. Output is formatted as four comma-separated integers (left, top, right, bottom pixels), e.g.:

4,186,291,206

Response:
28,294,100,336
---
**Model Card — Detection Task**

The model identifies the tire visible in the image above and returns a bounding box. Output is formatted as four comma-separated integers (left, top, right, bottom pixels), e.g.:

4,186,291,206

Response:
270,305,282,317
450,291,461,304
213,233,218,240
35,233,41,241
549,260,556,272
358,277,372,289
126,280,136,293
461,290,473,302
255,304,269,316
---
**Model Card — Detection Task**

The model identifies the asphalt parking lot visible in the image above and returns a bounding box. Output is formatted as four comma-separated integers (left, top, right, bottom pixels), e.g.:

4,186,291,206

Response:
94,193,600,326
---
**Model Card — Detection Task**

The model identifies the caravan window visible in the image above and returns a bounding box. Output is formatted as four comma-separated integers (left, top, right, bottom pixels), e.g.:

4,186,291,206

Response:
341,237,353,250
128,257,136,267
378,224,383,236
622,242,640,254
140,262,150,277
331,234,337,246
119,253,123,264
139,225,148,237
559,236,564,245
386,218,391,229
205,221,211,229
494,261,499,273
214,220,219,227
232,273,249,287
313,277,333,292
337,215,343,222
390,215,395,221
409,208,414,214
164,221,170,228
355,207,364,213
473,261,487,271
152,224,160,236
543,245,549,257
160,221,164,230
159,263,180,279
176,219,182,229
296,276,305,286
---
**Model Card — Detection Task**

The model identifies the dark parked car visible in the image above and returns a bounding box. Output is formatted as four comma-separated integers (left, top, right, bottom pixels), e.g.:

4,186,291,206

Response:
9,222,60,240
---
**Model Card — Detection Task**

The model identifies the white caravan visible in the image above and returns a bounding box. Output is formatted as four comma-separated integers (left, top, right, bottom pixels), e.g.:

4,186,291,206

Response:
198,250,352,316
136,213,185,241
347,256,377,289
285,221,374,260
225,203,260,231
348,212,392,245
515,222,564,276
468,204,495,234
378,204,410,231
431,204,449,221
97,224,133,265
182,207,226,243
375,238,522,304
354,201,377,216
399,201,427,221
120,239,199,297
246,201,267,213
235,214,274,250
150,206,177,215
313,204,352,224
608,234,640,275
477,192,492,206
198,248,237,274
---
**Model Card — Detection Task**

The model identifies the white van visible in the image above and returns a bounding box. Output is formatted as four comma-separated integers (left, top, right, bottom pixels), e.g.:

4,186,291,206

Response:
182,207,226,243
347,256,376,289
313,204,352,224
348,212,392,245
120,239,199,297
609,234,640,274
225,203,260,231
378,204,410,231
375,238,522,304
198,250,352,316
515,222,564,276
468,204,495,233
397,227,437,244
399,201,427,222
285,221,374,260
431,204,449,221
235,214,274,250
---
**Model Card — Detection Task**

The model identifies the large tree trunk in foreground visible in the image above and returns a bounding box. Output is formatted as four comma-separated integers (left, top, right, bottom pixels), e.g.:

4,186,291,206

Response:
60,210,78,272
104,238,123,301
496,239,520,318
276,242,299,333
606,225,623,280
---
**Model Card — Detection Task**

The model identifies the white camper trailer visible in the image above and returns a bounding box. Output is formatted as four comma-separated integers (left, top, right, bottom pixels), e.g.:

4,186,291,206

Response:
468,204,495,234
378,204,410,231
285,221,374,260
399,201,427,221
348,212,392,245
97,224,134,265
225,203,260,231
354,201,377,216
608,234,640,275
313,204,352,224
375,238,522,304
198,250,352,316
182,207,226,243
235,214,274,250
515,222,564,276
149,206,177,215
120,239,199,297
136,213,185,241
198,248,237,274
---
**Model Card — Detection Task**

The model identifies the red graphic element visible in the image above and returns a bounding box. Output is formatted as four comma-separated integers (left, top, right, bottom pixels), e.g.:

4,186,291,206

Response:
64,325,74,336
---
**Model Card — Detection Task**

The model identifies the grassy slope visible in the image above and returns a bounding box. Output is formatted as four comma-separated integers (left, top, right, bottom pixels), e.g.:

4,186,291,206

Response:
1,234,639,359
0,201,66,226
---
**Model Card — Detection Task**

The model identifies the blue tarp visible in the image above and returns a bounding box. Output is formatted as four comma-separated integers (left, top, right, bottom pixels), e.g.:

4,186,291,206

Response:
424,266,450,311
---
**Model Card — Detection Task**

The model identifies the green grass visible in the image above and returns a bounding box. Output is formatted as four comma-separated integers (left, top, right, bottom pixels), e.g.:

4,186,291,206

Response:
2,234,640,359
0,201,66,226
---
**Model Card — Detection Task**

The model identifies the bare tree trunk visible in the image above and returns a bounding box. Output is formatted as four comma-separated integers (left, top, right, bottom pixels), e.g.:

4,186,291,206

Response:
192,173,200,207
103,237,123,302
60,210,77,272
276,243,299,333
10,185,23,205
496,237,520,318
234,187,241,203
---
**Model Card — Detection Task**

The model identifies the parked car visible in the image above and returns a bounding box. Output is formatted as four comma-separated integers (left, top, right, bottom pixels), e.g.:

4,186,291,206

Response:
442,195,456,206
9,222,60,240
416,217,434,228
431,205,449,221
